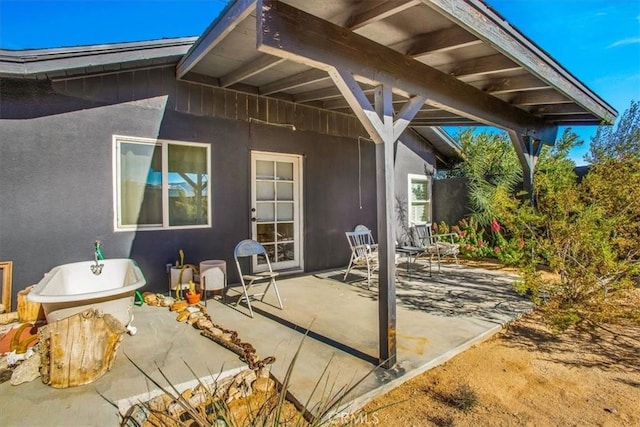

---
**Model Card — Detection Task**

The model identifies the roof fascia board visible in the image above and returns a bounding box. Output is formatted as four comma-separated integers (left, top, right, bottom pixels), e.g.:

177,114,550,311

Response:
420,0,617,123
257,0,553,139
0,38,195,77
176,0,256,79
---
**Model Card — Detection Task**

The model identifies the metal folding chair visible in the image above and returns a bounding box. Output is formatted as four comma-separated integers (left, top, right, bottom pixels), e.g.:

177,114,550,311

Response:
233,239,284,318
344,230,379,288
412,223,459,271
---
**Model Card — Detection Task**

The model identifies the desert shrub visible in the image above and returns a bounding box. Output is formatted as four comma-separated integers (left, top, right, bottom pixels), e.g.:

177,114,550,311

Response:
437,384,478,413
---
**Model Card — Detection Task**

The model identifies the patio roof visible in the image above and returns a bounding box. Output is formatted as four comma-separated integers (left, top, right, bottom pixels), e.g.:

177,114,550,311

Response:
177,0,616,133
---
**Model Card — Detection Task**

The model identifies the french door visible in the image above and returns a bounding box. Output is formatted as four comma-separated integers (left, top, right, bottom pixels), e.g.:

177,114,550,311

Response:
251,151,303,271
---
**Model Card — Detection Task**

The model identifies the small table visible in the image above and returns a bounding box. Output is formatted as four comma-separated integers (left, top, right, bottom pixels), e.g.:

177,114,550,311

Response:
396,246,430,279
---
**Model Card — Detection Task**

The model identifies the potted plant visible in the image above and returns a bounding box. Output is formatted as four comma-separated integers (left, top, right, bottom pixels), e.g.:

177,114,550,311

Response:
184,280,201,305
170,249,198,298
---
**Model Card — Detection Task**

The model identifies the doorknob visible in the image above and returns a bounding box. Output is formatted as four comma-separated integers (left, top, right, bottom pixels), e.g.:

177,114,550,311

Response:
251,217,257,222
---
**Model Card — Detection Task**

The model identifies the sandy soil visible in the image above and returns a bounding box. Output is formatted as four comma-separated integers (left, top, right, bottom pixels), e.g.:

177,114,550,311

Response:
361,262,640,427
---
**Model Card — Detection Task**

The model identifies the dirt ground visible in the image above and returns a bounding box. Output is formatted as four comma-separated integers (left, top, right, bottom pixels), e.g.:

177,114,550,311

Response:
361,262,640,427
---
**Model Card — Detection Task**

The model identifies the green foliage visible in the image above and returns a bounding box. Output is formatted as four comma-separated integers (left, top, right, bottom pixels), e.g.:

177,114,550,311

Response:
448,129,521,226
586,99,640,163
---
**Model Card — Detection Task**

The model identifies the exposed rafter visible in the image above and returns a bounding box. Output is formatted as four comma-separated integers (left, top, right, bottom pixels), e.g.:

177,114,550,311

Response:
483,74,551,94
346,0,422,31
257,0,554,139
220,55,285,87
259,69,328,95
511,90,571,105
449,54,521,79
392,26,481,57
420,0,615,123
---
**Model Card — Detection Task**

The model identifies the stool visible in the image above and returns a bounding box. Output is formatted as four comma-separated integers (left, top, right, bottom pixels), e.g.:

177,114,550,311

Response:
200,260,227,306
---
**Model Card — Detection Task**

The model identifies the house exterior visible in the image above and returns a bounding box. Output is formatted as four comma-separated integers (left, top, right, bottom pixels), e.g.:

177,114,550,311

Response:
0,38,451,302
0,0,615,367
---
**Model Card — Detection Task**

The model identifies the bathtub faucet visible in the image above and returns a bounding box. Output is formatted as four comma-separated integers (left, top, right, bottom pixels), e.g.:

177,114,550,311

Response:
91,241,104,275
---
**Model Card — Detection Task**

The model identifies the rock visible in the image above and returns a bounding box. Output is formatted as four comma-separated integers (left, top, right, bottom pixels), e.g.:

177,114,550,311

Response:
0,303,6,314
187,312,203,325
10,353,41,385
195,318,213,330
170,300,188,312
186,306,201,314
159,296,175,307
176,311,190,322
147,394,173,412
252,377,275,393
256,367,270,379
221,333,232,342
143,294,158,306
209,327,223,337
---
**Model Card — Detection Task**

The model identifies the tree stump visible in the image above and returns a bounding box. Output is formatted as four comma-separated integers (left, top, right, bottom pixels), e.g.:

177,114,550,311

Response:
39,308,126,388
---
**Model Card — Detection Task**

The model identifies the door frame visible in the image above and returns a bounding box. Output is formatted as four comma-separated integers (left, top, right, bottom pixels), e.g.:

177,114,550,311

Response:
250,150,304,272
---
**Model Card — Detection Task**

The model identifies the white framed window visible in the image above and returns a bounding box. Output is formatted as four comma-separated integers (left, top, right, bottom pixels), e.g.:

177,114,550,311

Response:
113,135,211,231
408,173,431,225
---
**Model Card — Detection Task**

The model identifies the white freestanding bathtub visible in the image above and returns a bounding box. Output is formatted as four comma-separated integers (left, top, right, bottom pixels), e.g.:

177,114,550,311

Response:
28,259,146,333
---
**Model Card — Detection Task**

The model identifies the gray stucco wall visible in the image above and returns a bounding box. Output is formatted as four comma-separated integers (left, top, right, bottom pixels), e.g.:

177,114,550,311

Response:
0,73,434,308
432,177,470,226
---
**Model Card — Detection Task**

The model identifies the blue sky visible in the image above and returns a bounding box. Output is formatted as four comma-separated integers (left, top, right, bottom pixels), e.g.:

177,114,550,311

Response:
1,0,638,165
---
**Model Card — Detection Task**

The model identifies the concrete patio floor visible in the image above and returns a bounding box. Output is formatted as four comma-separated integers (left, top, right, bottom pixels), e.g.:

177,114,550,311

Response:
1,261,532,425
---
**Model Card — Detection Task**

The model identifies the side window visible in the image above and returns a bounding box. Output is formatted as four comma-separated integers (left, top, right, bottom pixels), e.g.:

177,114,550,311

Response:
408,174,431,225
114,136,210,231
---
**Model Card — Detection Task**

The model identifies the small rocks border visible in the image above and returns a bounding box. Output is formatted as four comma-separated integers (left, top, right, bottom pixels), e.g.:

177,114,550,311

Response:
126,293,283,425
143,292,276,370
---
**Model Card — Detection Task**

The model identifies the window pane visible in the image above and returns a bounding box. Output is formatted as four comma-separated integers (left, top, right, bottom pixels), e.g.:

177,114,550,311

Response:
277,202,294,221
277,243,295,262
276,161,293,180
168,144,208,226
257,181,275,201
256,160,274,179
277,222,294,242
257,223,275,244
257,202,275,221
410,179,429,202
277,182,293,200
119,142,162,226
410,202,431,224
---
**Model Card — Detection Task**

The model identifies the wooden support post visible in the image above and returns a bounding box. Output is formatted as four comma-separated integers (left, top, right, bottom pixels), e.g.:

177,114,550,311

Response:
329,70,424,368
508,127,557,203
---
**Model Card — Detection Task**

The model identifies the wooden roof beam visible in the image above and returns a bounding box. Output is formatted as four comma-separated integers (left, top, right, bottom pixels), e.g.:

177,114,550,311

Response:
512,90,572,106
448,54,522,79
177,0,256,79
484,74,551,94
257,0,555,140
346,0,422,31
259,68,328,95
220,55,285,87
420,0,616,123
393,26,482,57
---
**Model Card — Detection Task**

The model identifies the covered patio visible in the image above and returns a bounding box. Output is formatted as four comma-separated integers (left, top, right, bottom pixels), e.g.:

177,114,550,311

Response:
1,262,532,424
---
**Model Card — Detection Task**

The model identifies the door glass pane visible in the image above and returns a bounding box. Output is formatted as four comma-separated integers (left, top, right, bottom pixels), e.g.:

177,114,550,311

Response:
259,244,275,265
277,203,294,221
119,142,162,226
168,144,208,226
277,182,294,201
277,223,294,242
257,223,275,244
257,203,275,222
256,160,274,179
257,181,275,201
276,161,293,180
277,243,295,262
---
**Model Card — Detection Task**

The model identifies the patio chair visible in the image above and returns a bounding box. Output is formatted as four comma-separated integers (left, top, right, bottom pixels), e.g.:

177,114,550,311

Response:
412,223,459,272
344,230,379,288
233,239,284,318
354,224,378,251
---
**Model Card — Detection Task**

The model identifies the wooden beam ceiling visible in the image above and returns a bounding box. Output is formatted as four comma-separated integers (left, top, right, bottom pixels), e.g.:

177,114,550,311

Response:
259,68,328,95
257,0,554,139
220,56,285,87
346,0,422,30
393,26,482,57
